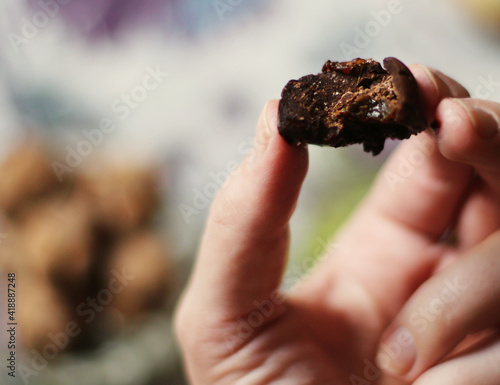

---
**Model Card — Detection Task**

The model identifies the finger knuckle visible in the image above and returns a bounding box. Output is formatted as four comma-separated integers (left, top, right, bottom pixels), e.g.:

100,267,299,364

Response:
173,302,193,345
209,178,246,228
438,125,477,163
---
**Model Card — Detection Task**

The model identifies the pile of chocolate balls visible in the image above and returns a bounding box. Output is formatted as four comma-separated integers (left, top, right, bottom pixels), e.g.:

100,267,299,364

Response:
0,142,172,353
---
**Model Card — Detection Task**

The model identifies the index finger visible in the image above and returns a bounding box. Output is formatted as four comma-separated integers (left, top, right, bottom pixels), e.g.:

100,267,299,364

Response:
308,65,475,321
363,64,472,242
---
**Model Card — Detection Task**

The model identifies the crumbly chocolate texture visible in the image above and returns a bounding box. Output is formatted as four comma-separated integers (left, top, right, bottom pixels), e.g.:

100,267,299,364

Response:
278,57,427,155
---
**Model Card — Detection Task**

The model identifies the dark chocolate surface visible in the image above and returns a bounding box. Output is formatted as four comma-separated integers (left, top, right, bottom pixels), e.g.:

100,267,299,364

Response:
278,57,427,155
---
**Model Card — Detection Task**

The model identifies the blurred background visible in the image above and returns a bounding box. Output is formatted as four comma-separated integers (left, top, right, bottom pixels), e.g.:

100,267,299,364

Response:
0,0,499,384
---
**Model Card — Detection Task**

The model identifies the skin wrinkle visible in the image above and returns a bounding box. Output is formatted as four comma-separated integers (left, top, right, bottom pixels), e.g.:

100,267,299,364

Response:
293,269,388,372
233,350,298,385
413,337,500,385
184,309,296,383
371,201,444,242
211,323,317,384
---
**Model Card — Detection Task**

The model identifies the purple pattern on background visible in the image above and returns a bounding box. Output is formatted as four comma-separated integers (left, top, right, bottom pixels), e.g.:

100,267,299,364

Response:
26,0,266,38
27,0,175,38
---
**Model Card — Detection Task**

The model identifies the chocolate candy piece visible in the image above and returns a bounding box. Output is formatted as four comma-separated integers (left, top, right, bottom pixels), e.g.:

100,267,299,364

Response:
278,57,427,155
0,142,59,214
77,165,159,233
106,232,171,319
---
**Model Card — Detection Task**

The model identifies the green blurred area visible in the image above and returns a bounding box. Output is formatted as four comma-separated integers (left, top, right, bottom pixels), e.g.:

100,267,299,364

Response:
291,147,381,278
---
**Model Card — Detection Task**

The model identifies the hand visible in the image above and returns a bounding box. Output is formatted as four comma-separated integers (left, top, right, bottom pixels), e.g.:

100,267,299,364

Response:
175,65,500,384
376,75,500,384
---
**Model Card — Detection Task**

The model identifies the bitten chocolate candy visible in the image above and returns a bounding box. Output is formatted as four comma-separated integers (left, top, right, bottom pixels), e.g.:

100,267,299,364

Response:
278,57,427,155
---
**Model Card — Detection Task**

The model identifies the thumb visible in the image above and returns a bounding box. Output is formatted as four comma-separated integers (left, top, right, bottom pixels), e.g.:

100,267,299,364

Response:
176,99,308,346
375,231,500,382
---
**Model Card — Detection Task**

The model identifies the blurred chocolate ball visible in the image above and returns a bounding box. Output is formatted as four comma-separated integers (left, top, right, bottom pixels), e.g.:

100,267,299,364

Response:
18,195,93,287
0,142,59,215
17,274,74,351
106,232,171,319
77,166,159,234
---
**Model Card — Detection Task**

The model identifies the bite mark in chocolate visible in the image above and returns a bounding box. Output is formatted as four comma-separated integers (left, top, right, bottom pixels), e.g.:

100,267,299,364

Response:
278,57,427,155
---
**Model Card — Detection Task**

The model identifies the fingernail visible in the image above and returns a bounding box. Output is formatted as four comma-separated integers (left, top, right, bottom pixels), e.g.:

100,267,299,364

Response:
252,101,276,158
376,327,416,377
419,65,445,97
265,101,278,138
456,99,499,139
420,66,470,98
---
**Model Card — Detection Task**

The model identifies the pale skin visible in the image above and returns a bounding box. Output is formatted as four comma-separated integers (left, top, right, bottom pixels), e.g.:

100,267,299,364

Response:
175,65,500,384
